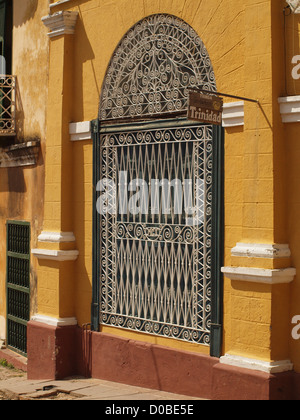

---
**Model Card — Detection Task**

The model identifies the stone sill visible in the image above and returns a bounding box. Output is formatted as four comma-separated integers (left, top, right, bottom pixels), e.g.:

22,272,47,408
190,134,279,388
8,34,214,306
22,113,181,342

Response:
278,96,300,123
31,314,78,327
221,266,296,284
220,354,293,374
31,248,79,262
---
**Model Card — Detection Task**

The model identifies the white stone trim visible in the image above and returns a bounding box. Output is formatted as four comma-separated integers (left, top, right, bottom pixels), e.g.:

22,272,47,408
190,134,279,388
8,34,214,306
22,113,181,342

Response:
31,249,79,262
42,11,78,38
231,243,291,259
69,121,91,142
220,354,293,374
222,101,244,128
38,231,76,243
221,266,296,284
278,96,300,123
49,0,72,10
31,314,77,328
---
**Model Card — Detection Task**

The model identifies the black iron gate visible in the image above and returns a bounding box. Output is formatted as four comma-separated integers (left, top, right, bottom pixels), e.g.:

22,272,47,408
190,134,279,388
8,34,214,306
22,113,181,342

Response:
6,221,30,356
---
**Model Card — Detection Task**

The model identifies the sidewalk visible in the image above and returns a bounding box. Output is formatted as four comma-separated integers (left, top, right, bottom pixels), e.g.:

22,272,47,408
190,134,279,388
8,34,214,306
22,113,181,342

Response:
0,372,203,401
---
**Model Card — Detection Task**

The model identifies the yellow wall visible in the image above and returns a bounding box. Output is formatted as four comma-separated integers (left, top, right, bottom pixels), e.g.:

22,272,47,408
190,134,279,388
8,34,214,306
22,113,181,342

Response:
36,30,76,318
0,0,49,340
41,0,300,370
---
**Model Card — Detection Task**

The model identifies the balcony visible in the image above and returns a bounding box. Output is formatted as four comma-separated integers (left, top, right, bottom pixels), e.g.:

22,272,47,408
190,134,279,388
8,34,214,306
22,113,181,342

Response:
0,75,16,136
0,75,40,168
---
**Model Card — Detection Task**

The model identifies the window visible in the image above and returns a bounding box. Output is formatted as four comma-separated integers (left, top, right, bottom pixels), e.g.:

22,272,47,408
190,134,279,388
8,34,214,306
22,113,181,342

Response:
6,221,31,356
93,15,223,353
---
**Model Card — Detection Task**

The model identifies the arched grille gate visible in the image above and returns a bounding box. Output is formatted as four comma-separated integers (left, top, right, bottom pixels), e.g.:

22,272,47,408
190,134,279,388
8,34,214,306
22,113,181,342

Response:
92,14,224,357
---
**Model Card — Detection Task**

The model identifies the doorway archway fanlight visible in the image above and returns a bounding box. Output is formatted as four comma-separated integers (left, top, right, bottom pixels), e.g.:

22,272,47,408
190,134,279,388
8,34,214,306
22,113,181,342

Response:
99,14,217,122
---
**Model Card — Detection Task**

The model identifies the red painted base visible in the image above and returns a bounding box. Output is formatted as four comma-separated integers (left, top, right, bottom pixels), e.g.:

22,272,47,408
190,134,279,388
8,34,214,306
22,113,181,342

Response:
26,322,300,400
27,321,77,380
90,332,218,400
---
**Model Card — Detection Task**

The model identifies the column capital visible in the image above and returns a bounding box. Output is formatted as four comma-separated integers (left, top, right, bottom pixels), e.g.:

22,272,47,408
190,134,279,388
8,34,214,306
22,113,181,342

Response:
42,11,78,38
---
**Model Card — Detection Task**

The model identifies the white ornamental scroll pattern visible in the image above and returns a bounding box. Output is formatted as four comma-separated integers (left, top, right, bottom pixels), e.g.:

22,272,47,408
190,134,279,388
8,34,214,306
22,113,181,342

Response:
99,14,217,121
99,125,213,345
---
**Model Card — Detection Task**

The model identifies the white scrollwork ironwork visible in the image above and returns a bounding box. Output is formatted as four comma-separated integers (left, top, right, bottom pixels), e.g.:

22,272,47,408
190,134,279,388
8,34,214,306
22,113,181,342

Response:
99,14,216,121
99,14,216,346
100,125,213,345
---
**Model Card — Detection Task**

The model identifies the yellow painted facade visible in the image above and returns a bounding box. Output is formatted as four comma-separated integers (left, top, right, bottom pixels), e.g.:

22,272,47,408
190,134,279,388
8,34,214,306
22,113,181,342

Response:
2,0,300,397
34,0,300,364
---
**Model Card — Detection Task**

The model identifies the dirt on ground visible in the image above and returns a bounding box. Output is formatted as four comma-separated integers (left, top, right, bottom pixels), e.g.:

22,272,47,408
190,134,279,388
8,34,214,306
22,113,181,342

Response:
0,364,26,381
0,365,78,400
0,364,26,400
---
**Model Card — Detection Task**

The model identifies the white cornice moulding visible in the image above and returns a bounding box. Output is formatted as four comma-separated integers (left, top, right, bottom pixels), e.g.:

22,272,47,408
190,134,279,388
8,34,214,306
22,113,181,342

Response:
31,249,79,262
42,11,79,38
221,266,296,284
69,121,92,141
231,243,291,259
222,101,244,128
38,231,76,243
31,314,77,328
220,354,293,374
49,0,72,10
278,96,300,123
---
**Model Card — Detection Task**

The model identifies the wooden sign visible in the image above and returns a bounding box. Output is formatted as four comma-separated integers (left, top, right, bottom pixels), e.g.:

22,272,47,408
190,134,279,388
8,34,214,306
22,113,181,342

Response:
188,91,223,125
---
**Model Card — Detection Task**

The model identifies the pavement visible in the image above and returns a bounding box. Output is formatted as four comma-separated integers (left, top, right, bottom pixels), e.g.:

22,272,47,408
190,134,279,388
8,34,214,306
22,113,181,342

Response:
0,373,203,401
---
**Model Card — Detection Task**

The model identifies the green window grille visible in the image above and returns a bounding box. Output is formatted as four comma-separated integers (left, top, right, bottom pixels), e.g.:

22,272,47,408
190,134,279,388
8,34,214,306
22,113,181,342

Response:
6,221,30,357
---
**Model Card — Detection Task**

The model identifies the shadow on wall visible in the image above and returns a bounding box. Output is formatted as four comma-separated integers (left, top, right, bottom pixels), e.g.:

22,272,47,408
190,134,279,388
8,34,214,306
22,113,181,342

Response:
73,7,97,121
0,167,26,220
0,167,26,194
13,0,38,27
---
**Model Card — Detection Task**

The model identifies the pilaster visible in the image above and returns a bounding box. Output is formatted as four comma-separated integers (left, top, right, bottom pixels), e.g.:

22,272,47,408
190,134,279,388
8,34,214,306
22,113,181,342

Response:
31,11,79,321
222,0,295,373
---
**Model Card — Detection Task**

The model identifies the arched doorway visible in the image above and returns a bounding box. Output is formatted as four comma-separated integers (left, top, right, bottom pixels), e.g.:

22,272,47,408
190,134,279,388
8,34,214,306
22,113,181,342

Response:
92,14,223,357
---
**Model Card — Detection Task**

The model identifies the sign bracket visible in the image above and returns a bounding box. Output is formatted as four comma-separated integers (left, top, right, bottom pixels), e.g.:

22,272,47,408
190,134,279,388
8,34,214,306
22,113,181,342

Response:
190,88,259,104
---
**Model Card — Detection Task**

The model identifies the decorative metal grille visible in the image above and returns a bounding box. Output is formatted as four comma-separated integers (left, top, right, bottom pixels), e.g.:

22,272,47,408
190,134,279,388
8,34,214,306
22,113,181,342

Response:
99,14,216,121
6,221,30,356
0,76,16,135
100,124,213,345
98,14,218,346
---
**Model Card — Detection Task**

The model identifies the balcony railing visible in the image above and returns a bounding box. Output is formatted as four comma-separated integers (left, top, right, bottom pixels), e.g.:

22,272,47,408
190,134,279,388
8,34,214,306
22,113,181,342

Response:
0,75,16,136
